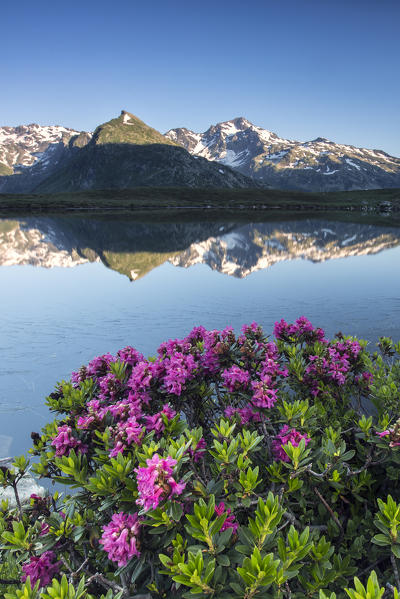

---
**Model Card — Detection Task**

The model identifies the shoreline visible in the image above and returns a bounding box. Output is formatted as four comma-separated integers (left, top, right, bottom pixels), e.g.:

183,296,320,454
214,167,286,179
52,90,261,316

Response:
0,187,399,222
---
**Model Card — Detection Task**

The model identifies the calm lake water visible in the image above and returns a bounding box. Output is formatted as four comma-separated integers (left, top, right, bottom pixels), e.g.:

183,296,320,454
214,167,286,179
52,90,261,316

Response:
1,213,400,458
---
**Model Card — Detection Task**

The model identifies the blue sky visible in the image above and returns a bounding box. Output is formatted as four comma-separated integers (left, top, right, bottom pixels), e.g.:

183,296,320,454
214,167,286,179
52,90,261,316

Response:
2,0,400,155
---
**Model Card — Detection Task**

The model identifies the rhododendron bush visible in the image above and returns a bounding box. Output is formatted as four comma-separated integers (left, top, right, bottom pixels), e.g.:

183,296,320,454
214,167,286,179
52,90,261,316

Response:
1,318,400,599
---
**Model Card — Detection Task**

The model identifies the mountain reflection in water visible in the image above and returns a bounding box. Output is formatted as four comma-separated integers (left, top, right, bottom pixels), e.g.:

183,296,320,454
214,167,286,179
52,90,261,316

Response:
1,216,400,279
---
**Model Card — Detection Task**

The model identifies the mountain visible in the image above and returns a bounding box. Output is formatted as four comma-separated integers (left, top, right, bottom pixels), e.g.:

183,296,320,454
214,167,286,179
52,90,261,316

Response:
165,117,400,192
1,216,399,280
0,123,82,175
0,112,253,193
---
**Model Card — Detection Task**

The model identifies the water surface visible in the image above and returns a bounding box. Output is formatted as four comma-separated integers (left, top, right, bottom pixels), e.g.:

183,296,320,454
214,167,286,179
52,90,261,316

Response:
1,214,400,457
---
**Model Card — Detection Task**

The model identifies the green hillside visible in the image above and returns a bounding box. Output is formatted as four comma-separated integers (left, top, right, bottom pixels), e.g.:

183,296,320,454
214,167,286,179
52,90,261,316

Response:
91,111,179,146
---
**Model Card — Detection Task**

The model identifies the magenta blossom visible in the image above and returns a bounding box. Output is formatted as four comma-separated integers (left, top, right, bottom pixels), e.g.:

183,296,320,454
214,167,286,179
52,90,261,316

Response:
222,365,250,391
188,437,207,462
224,405,262,425
162,352,197,396
110,417,144,457
215,501,238,533
376,429,400,447
135,454,186,511
145,404,176,436
51,425,87,457
100,512,141,566
251,380,278,409
272,425,311,462
21,551,61,587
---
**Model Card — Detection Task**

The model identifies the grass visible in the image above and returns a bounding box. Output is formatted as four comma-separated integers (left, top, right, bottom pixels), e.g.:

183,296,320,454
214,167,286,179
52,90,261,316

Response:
92,112,178,147
0,187,399,225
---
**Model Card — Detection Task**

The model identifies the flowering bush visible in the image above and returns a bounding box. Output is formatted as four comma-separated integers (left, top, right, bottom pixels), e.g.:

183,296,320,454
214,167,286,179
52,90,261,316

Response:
1,318,400,598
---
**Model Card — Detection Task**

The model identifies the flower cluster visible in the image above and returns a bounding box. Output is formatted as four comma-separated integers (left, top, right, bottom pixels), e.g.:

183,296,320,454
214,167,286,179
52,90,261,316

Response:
135,454,186,511
272,425,311,462
99,512,142,566
304,338,362,396
274,316,326,344
21,551,61,587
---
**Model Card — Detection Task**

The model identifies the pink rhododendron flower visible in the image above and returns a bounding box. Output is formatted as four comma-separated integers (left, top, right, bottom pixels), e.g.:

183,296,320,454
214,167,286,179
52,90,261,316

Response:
274,317,326,344
224,405,262,425
110,417,144,457
128,361,154,397
251,380,278,409
222,365,250,391
98,373,125,402
145,404,176,435
21,551,61,587
215,501,238,533
162,352,197,396
272,425,311,462
100,512,141,566
135,454,186,511
188,437,207,462
51,425,87,457
376,429,400,447
117,346,144,366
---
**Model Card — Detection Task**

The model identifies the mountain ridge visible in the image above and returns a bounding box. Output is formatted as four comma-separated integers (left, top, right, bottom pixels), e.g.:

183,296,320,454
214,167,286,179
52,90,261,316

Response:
165,118,400,192
0,112,253,193
1,112,400,193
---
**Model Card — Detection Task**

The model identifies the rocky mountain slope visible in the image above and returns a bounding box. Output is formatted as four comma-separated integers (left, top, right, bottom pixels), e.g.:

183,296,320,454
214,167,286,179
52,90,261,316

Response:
0,112,252,193
1,216,399,280
0,124,83,176
166,117,400,192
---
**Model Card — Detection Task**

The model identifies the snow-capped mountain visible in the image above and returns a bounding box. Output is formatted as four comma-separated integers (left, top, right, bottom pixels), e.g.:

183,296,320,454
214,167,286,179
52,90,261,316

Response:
0,124,84,175
165,118,400,192
0,113,251,193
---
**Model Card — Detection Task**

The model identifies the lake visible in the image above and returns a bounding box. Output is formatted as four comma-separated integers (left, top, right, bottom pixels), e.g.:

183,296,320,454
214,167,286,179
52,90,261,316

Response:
1,213,400,459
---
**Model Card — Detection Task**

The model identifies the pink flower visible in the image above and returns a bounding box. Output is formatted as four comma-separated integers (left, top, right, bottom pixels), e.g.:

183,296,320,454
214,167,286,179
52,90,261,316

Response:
145,404,176,436
222,365,250,391
224,405,262,425
100,512,141,566
51,425,87,457
251,380,278,409
274,317,326,344
376,429,400,447
117,346,144,366
163,352,197,396
215,502,238,533
110,417,144,457
39,522,50,536
21,551,61,587
272,425,311,462
135,454,186,511
188,437,207,462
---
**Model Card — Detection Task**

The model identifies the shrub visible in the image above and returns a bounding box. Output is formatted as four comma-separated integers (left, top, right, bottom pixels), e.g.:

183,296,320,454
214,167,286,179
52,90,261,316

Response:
1,318,400,598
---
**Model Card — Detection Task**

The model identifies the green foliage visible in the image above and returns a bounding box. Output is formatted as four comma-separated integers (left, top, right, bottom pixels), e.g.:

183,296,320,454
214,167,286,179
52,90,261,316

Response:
344,571,385,599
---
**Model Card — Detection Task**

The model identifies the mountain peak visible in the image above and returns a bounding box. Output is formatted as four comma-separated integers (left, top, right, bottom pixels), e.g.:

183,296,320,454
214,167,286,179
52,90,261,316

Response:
165,117,400,191
91,112,178,147
214,117,252,135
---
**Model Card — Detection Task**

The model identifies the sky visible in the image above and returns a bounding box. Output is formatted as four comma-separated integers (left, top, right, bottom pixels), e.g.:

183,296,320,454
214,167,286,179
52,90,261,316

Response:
2,0,400,155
